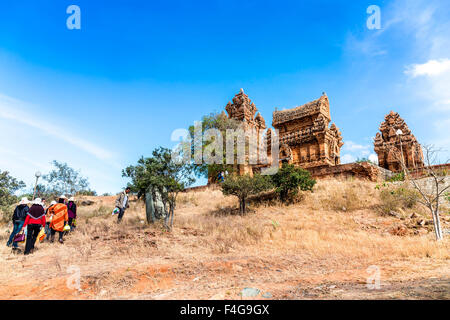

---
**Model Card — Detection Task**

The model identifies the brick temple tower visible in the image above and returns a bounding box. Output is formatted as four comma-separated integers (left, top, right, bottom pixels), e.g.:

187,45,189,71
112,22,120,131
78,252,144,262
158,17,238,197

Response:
270,93,344,169
224,89,267,176
374,111,424,172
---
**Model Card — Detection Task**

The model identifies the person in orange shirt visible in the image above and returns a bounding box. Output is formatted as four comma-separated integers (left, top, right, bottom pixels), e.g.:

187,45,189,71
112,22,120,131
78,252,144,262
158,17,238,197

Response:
48,195,69,244
45,200,57,241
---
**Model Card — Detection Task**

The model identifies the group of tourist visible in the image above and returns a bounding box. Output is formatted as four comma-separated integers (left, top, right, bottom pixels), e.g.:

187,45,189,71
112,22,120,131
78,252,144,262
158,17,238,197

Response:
6,195,77,255
6,187,131,255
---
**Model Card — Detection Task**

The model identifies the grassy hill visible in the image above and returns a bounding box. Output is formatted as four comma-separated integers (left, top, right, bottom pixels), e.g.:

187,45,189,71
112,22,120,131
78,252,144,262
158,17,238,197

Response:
0,178,449,299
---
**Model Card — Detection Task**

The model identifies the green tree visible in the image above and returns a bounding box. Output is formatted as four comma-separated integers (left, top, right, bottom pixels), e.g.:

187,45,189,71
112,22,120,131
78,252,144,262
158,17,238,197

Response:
29,183,56,200
271,163,316,202
0,170,26,221
222,174,273,214
356,157,376,164
123,147,196,229
77,189,98,196
187,112,240,182
43,160,91,196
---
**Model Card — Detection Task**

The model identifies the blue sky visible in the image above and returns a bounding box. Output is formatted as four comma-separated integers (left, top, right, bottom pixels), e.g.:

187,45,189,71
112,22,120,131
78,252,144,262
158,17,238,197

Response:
0,0,449,194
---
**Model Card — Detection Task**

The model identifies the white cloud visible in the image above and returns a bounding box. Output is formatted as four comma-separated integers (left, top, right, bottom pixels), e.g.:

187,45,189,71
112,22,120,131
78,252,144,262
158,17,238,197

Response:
341,152,378,165
0,93,124,193
342,141,372,157
384,0,450,161
369,153,378,164
404,59,450,114
0,146,49,171
404,58,450,113
343,141,370,152
344,33,388,57
341,141,379,164
405,59,450,77
0,94,115,161
341,154,356,164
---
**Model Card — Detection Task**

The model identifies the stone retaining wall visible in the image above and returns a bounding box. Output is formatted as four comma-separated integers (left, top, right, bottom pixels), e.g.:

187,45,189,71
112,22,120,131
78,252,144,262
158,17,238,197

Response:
307,162,394,182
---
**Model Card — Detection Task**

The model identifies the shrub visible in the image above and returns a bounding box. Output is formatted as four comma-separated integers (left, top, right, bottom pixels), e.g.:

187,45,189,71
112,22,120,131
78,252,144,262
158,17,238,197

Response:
379,189,402,215
398,187,420,208
248,190,279,208
320,183,363,211
387,172,405,182
221,174,273,214
271,163,316,202
356,157,376,165
379,184,420,215
0,170,25,223
77,189,98,196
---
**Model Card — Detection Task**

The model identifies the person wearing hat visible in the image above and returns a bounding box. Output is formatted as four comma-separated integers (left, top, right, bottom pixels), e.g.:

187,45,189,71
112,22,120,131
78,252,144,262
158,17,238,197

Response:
47,195,69,243
67,197,77,232
22,198,46,255
45,201,57,241
6,197,30,249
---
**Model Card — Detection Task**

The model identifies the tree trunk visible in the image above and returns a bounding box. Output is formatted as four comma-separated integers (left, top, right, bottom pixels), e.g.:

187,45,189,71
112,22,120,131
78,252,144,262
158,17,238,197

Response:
240,198,246,215
145,188,156,224
163,204,175,231
170,204,175,229
432,209,443,241
164,212,170,230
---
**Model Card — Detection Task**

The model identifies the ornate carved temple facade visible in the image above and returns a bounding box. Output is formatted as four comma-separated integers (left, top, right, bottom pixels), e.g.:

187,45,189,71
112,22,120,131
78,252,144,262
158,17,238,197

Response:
203,89,434,183
270,93,344,169
224,89,267,176
222,90,344,177
374,111,424,172
225,89,266,131
201,90,444,184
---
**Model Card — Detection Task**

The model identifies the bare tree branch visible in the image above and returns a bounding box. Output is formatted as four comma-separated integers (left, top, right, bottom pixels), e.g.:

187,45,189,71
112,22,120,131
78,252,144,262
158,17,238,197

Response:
384,142,448,241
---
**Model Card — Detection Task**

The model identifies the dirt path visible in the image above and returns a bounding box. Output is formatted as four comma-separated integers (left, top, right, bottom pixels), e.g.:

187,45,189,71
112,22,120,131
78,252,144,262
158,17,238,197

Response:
1,249,448,300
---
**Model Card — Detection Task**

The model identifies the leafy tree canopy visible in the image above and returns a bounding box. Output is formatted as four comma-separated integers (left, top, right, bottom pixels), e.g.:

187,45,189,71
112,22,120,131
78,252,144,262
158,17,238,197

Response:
0,170,26,221
271,163,316,201
222,174,273,214
123,147,196,228
43,160,91,197
187,112,241,181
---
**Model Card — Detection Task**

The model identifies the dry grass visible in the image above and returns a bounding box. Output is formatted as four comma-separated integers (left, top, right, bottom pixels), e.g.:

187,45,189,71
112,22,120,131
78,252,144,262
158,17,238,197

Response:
303,178,378,212
0,179,449,299
378,183,421,215
174,180,449,262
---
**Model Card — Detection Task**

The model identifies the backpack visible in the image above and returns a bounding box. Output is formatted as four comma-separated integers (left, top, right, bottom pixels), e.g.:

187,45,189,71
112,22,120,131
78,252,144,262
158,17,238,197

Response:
13,205,29,221
68,202,76,212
